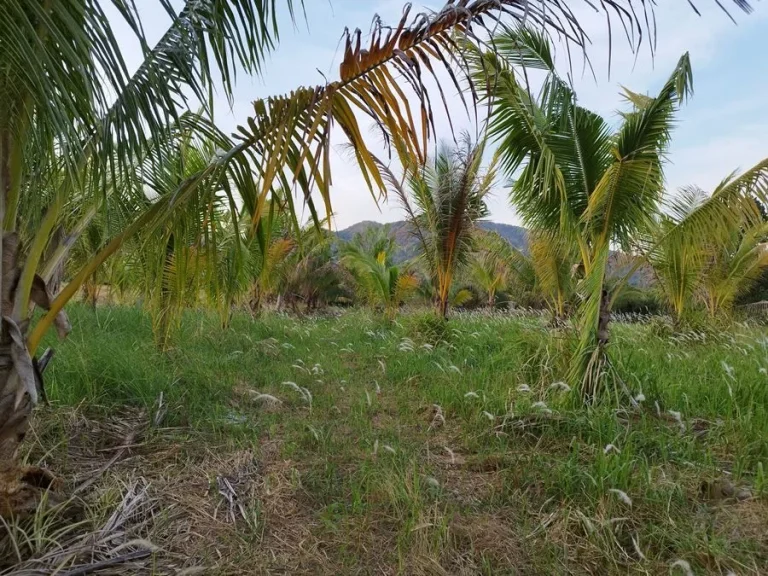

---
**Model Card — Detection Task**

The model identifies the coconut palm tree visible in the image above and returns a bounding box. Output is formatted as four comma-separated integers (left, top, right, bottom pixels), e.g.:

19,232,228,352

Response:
246,198,297,315
478,26,768,399
475,27,693,397
468,231,514,307
525,231,579,319
383,135,496,318
650,185,768,321
700,224,768,317
646,187,711,321
471,230,577,315
341,241,418,320
282,228,351,314
649,221,703,322
0,0,755,515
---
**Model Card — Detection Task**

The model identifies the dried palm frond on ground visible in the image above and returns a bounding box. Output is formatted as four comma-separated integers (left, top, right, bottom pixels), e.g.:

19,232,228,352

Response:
2,480,157,575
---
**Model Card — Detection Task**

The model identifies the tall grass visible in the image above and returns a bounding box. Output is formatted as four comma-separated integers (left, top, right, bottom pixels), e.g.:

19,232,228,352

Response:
28,303,768,573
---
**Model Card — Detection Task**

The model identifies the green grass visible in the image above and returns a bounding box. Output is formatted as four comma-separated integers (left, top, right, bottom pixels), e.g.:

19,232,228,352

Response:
14,304,768,574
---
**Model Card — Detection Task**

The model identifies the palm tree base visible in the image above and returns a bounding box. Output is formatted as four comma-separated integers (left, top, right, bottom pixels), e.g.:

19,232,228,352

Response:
0,465,61,518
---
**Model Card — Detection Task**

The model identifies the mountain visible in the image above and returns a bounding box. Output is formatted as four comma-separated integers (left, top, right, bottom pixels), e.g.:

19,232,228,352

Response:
337,220,527,262
478,221,528,250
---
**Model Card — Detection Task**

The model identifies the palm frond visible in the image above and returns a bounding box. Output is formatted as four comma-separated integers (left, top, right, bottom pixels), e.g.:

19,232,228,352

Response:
584,52,693,247
699,222,768,316
233,0,699,228
666,159,768,247
527,230,578,316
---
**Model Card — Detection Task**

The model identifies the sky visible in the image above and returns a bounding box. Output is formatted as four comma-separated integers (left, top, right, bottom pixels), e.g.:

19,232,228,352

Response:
114,0,768,230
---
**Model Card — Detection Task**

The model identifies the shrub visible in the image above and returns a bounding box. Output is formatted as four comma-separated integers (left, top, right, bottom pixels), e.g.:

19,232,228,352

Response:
407,311,451,345
611,288,662,315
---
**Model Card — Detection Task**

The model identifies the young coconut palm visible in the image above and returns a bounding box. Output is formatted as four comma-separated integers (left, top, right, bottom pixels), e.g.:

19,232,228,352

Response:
526,231,579,319
383,134,496,319
282,228,351,314
341,242,418,320
647,188,711,321
473,230,577,315
247,199,297,315
474,27,693,398
468,231,514,307
650,183,768,321
700,223,768,317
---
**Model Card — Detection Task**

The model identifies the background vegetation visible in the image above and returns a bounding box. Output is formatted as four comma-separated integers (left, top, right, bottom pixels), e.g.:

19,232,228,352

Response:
2,0,767,574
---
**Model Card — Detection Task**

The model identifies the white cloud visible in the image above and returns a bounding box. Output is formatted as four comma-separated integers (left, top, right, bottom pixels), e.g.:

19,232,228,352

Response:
667,126,768,194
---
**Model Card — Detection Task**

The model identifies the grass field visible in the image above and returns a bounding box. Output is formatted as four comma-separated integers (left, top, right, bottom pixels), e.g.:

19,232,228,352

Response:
5,304,768,574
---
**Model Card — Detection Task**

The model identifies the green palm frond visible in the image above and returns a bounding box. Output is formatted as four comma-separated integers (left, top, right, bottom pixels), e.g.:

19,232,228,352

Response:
584,53,692,247
341,240,416,319
648,216,705,320
527,230,579,317
281,227,351,312
621,159,768,318
647,169,768,320
699,222,768,316
0,0,298,173
666,159,768,248
469,230,522,305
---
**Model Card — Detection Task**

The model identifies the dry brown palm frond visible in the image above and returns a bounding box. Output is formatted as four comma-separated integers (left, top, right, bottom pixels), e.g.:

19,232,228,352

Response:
3,481,158,575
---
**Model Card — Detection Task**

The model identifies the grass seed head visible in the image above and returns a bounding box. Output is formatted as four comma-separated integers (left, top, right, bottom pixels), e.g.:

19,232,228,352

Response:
250,392,282,406
608,489,632,507
548,381,570,392
670,559,694,576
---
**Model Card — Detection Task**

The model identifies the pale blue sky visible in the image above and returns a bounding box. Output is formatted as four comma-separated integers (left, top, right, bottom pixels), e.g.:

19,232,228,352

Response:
116,1,768,229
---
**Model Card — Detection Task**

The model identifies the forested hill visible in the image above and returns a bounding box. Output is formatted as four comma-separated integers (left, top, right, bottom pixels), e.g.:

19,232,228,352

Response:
337,220,527,261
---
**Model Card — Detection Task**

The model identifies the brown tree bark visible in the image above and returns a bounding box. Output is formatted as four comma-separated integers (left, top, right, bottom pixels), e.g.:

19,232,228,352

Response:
0,233,58,518
437,296,448,319
597,289,611,346
0,233,60,517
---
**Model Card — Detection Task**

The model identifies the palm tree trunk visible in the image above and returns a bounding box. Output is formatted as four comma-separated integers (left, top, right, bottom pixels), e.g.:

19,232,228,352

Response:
0,233,58,517
0,234,26,460
91,284,100,308
249,285,262,315
597,289,611,345
437,296,449,319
